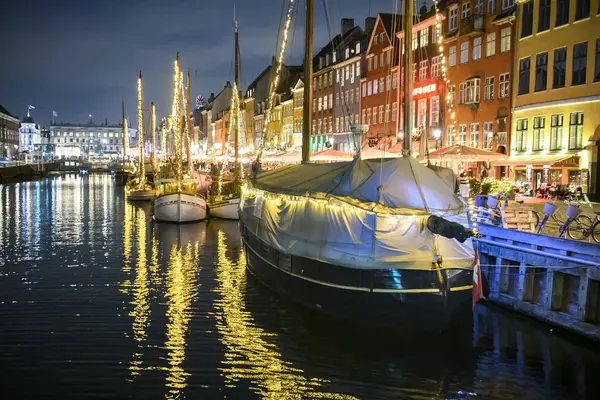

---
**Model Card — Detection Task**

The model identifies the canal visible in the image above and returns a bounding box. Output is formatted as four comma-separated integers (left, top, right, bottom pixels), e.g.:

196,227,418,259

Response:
1,174,600,399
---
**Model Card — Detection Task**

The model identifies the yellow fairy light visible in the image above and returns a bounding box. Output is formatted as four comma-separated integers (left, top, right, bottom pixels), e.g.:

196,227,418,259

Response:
260,0,296,153
137,71,145,188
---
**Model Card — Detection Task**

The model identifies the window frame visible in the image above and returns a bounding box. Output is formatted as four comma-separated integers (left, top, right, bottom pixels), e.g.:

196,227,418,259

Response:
486,33,496,57
532,116,545,151
572,42,588,86
534,52,548,92
518,57,531,95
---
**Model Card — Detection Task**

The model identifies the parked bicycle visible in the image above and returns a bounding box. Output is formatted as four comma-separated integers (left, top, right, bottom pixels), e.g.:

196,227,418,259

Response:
537,201,593,240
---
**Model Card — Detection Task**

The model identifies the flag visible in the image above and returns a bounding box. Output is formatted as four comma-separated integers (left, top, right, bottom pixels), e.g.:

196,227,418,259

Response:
196,95,205,108
28,105,35,110
472,248,482,310
52,111,58,117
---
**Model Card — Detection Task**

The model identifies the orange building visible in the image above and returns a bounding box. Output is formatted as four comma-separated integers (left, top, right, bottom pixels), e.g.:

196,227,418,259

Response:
443,0,516,176
361,13,402,148
312,39,335,152
396,9,446,156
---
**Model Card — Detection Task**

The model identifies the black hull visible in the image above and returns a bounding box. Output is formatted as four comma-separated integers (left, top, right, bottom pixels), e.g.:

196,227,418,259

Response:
113,172,132,186
241,224,473,330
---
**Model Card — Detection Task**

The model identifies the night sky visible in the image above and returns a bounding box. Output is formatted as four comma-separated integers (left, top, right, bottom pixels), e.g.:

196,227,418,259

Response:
0,0,413,127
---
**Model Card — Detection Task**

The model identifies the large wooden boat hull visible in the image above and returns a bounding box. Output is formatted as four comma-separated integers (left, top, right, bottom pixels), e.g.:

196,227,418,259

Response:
208,197,240,220
153,193,207,223
126,189,155,201
113,171,133,186
240,222,473,330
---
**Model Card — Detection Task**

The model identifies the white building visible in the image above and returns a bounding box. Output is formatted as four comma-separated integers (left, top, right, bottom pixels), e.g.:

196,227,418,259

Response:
19,115,41,153
49,122,137,159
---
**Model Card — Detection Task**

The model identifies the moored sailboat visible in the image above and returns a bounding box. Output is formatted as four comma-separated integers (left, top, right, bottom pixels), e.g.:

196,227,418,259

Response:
153,53,207,223
114,101,134,186
239,0,477,329
208,17,242,220
127,72,156,201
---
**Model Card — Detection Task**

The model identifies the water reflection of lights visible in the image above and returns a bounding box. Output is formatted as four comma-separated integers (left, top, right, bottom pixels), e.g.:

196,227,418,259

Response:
213,227,357,400
163,240,199,398
128,208,150,377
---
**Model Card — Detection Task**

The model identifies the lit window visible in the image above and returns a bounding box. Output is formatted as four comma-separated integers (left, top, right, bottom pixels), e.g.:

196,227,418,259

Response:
431,56,441,77
430,96,439,126
419,60,429,80
459,78,481,104
500,27,511,52
499,73,510,98
550,114,563,150
447,85,456,107
379,105,384,123
458,124,467,145
484,76,494,100
449,46,457,66
486,33,496,57
374,79,378,94
473,38,482,60
449,6,458,31
419,27,429,47
569,112,584,149
532,116,545,151
515,118,528,152
447,126,456,146
367,81,372,95
460,42,469,64
484,122,493,149
392,102,397,121
470,123,480,148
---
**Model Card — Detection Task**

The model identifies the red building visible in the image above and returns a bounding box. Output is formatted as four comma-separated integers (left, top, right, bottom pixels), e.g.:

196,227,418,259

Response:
360,13,402,149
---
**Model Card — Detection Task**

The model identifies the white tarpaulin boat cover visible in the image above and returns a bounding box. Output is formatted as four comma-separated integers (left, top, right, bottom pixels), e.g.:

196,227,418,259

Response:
242,157,474,271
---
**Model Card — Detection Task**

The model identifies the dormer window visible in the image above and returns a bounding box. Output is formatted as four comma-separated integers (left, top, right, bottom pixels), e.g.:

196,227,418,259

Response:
325,53,329,65
345,48,350,59
374,34,379,45
332,51,336,63
355,42,360,53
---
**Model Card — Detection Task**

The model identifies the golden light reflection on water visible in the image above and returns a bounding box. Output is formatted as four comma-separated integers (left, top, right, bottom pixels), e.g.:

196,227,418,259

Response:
163,234,199,399
213,226,358,400
128,208,150,377
123,202,134,274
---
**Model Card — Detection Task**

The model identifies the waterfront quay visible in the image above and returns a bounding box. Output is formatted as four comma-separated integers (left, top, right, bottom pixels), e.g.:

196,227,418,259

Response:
1,174,600,399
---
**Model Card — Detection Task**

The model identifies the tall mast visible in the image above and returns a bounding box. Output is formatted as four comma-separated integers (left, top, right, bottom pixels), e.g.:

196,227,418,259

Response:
122,100,128,161
234,17,239,163
302,0,314,163
137,71,145,180
401,0,413,156
186,71,192,175
150,102,156,174
172,53,183,189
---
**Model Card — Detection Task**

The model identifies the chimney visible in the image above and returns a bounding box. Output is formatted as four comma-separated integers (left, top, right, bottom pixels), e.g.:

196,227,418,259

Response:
341,18,354,36
364,17,376,34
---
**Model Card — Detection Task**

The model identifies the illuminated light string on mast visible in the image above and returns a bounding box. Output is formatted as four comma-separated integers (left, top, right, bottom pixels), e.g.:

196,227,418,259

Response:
137,72,145,188
259,0,296,155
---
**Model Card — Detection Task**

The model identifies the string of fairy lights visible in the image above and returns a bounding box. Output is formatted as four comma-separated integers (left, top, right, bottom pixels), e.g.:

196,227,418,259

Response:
137,72,145,185
171,55,183,190
260,0,296,155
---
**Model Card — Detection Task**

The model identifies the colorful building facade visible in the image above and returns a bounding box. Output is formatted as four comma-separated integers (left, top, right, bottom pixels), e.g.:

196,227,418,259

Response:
508,0,600,197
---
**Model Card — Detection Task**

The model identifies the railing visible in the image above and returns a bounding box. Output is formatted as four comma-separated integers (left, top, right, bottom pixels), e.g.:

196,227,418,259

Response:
476,223,600,341
460,14,485,36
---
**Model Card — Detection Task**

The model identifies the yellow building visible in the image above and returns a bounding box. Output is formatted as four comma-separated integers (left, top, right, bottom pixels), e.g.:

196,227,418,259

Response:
281,97,294,148
266,102,283,149
506,0,600,198
243,97,255,150
291,79,304,148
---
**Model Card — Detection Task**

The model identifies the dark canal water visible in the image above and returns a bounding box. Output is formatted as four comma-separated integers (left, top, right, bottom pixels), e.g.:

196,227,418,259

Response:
1,174,600,399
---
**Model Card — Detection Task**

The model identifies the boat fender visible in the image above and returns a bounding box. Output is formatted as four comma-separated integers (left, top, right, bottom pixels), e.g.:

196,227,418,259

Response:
426,215,474,243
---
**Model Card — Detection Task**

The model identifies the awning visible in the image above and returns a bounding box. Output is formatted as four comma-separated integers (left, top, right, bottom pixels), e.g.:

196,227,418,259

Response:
427,145,506,161
493,154,580,167
311,148,354,161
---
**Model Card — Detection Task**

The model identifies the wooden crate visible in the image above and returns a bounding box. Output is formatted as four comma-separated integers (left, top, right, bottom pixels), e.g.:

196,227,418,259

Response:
501,208,537,232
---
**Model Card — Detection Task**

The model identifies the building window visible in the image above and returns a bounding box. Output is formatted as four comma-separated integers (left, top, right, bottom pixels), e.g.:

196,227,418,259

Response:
373,79,379,94
379,77,385,92
556,0,569,27
419,60,429,80
356,61,360,76
459,78,481,104
538,0,551,32
367,81,372,95
430,96,439,126
384,104,390,122
413,63,417,82
595,38,600,82
502,0,514,10
461,1,471,19
386,50,391,65
575,0,590,21
368,57,372,71
534,52,548,92
362,109,366,124
386,74,392,90
431,56,441,77
448,85,456,107
374,34,378,45
470,123,480,148
473,37,482,60
486,33,496,57
392,102,397,121
484,122,493,149
569,112,584,149
500,27,511,52
380,33,384,43
380,53,384,67
318,97,322,111
416,99,427,127
375,54,380,69
460,41,469,63
362,83,366,97
488,0,496,14
515,119,528,152
447,126,456,146
449,46,457,66
484,76,494,100
420,27,429,47
550,114,563,150
329,94,332,109
379,105,384,123
518,57,531,95
392,73,398,88
458,125,467,145
553,47,567,88
521,1,533,38
449,5,458,31
572,42,588,86
532,116,545,151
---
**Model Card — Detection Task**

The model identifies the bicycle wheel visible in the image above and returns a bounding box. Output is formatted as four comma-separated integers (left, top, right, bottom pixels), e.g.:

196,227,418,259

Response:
592,220,600,244
567,215,593,241
531,210,540,228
